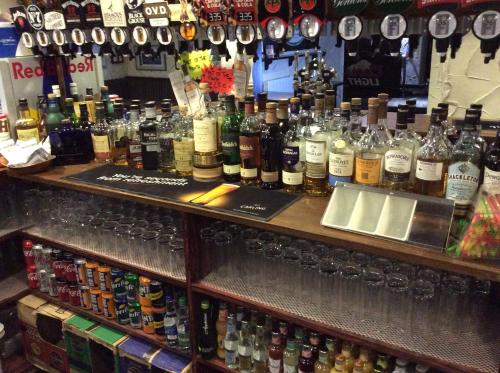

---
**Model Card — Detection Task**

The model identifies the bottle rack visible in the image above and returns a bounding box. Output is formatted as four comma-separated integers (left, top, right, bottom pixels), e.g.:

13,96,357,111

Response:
3,163,500,373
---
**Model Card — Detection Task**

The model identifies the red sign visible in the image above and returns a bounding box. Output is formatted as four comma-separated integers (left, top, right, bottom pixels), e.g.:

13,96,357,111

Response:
196,0,227,24
230,0,256,24
461,0,493,6
201,65,234,94
11,57,94,80
417,0,459,8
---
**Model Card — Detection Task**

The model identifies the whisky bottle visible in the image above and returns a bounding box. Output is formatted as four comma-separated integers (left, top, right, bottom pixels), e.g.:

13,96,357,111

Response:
328,102,356,190
91,102,112,163
78,103,95,162
173,105,195,176
414,108,450,197
483,130,500,187
406,99,423,144
110,103,128,166
127,104,143,169
69,82,80,102
298,94,313,163
221,95,241,182
282,97,304,193
277,99,290,135
63,98,78,125
304,94,328,196
438,102,454,149
158,102,176,172
36,95,47,140
469,104,486,153
139,101,160,170
261,102,283,190
446,109,481,216
376,93,392,144
15,98,40,142
325,89,341,145
0,114,11,142
193,83,222,181
382,105,415,191
257,92,268,126
349,98,363,141
100,85,114,120
239,96,261,186
354,98,386,187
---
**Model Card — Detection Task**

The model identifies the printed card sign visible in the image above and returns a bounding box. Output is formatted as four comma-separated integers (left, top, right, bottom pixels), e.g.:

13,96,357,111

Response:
230,0,256,24
10,6,33,33
332,0,369,17
62,0,82,29
100,0,127,27
44,11,66,30
26,4,44,30
143,1,170,27
374,0,413,13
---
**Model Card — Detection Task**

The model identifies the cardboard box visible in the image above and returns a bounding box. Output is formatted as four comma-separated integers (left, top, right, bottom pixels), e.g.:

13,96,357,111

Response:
88,325,127,373
118,337,157,373
17,294,47,327
63,315,98,373
150,349,191,373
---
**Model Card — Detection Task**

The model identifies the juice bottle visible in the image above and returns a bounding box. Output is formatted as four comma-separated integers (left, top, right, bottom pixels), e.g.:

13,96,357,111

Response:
299,344,315,373
314,350,332,373
268,332,283,373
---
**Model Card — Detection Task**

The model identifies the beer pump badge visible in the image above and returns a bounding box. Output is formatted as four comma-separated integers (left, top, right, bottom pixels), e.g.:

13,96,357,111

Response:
26,4,45,31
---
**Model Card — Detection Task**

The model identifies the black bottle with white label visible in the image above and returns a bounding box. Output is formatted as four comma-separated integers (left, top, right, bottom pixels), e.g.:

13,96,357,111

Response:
139,101,160,170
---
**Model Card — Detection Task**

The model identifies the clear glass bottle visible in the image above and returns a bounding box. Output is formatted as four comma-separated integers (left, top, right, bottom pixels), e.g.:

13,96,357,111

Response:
110,103,128,166
483,130,500,187
376,93,392,144
446,109,481,216
406,99,423,144
354,98,386,187
261,102,283,190
238,320,252,373
383,105,415,191
177,295,190,352
282,98,304,193
325,89,341,145
16,98,40,142
268,332,283,373
224,314,239,369
414,108,450,197
314,350,332,373
100,85,114,120
158,101,176,172
164,295,178,347
173,106,195,176
328,102,356,190
127,104,143,169
349,98,363,141
193,82,222,181
298,94,313,148
139,101,160,170
283,340,299,373
470,103,486,153
91,102,112,163
252,325,267,373
221,95,241,182
239,96,261,186
36,95,47,140
438,102,455,149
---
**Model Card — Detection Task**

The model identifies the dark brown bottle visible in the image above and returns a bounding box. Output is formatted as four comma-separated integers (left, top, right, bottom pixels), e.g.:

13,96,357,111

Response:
299,344,315,373
268,332,283,373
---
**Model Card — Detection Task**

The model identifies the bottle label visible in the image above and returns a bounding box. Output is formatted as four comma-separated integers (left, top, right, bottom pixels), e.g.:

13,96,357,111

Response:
355,157,381,185
384,149,412,182
222,133,240,157
233,68,247,99
159,137,174,158
193,117,217,153
217,335,225,351
446,161,480,205
283,146,300,166
223,163,241,175
268,358,281,373
238,345,252,356
17,127,40,142
261,170,279,183
329,152,354,177
92,134,111,159
284,364,297,373
252,350,263,361
240,134,260,178
174,139,194,172
241,167,257,178
282,170,303,186
305,140,326,164
415,160,443,181
484,167,500,186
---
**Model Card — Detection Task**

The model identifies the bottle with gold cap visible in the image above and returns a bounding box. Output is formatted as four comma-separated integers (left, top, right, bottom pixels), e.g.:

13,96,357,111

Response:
328,101,355,190
261,102,283,189
332,354,349,373
354,98,387,187
356,347,374,373
376,93,392,144
173,105,195,176
340,341,355,373
15,98,40,142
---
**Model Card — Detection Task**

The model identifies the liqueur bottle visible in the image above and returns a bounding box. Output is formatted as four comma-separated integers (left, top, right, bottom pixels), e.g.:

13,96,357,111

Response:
446,109,481,216
261,102,283,190
414,108,450,197
221,95,241,182
239,96,261,185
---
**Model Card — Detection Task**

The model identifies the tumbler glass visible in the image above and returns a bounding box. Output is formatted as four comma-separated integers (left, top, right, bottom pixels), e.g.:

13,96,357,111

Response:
385,272,410,332
361,266,385,323
410,278,435,332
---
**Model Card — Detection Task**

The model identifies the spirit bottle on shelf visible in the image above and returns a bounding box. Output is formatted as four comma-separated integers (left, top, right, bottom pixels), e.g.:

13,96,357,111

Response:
215,303,227,359
100,85,114,120
238,321,252,373
350,98,363,141
283,340,299,373
0,114,11,142
406,99,423,144
173,106,195,176
198,300,216,359
46,94,65,135
63,98,78,125
69,82,80,102
328,102,355,190
36,95,47,140
438,102,454,149
282,97,304,193
483,130,500,187
221,95,241,182
216,94,226,151
268,332,283,373
261,102,283,190
252,325,267,373
139,101,160,170
470,103,486,153
257,92,268,126
376,93,392,143
110,103,128,166
78,103,95,162
354,98,386,187
239,96,261,186
127,104,143,169
193,82,222,181
16,98,40,142
224,314,239,369
164,295,179,347
446,109,481,216
325,89,341,144
299,344,315,373
177,295,190,352
414,108,450,197
383,105,415,191
314,349,332,373
298,93,313,141
158,101,176,172
233,51,248,101
91,102,112,163
278,99,290,135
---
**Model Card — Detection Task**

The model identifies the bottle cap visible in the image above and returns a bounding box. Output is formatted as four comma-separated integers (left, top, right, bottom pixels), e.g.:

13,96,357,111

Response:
130,104,140,110
438,102,449,110
257,92,267,101
290,97,300,104
79,103,88,112
351,97,362,106
244,95,255,103
406,98,417,106
266,102,278,109
65,98,73,104
47,93,56,100
377,93,389,101
302,93,312,101
325,89,336,96
340,102,351,110
368,97,379,106
145,101,156,108
314,92,324,99
70,82,77,87
201,300,210,310
101,85,109,92
278,98,288,107
199,82,209,90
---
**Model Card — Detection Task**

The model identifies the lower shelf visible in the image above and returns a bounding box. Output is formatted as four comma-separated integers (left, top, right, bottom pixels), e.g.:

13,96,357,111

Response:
31,290,191,359
196,357,236,373
192,275,500,373
0,271,30,307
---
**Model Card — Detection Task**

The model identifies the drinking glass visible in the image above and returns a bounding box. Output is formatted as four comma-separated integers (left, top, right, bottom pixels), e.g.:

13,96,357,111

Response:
102,220,119,257
142,230,160,270
169,235,185,279
243,230,264,292
213,230,232,280
300,244,319,310
385,272,410,332
371,257,393,274
339,261,363,319
410,278,435,332
361,266,385,323
129,227,145,265
281,240,301,296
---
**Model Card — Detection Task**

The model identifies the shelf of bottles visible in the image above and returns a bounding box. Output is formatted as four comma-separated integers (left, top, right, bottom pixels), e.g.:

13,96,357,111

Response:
192,219,500,373
7,183,187,285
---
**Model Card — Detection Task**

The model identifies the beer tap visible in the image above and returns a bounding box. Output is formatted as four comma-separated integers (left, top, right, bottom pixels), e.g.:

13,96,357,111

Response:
450,16,471,59
406,17,426,58
380,13,407,57
468,1,500,64
368,18,382,56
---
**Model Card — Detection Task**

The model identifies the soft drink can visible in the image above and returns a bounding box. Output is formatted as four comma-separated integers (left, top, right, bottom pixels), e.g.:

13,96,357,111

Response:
80,286,91,309
22,241,34,267
57,280,69,302
141,306,155,334
90,289,103,314
125,273,139,302
139,276,151,307
48,274,58,297
115,299,130,325
102,292,116,319
68,283,81,306
74,258,87,285
149,281,165,308
98,265,112,292
52,249,65,279
39,269,49,293
153,306,166,340
85,262,99,288
111,268,126,294
64,253,77,282
128,301,142,328
27,265,38,289
42,247,53,271
32,244,43,268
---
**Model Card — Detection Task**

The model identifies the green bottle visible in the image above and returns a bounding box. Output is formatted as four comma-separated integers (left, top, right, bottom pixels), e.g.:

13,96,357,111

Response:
64,98,79,126
46,93,65,133
221,95,241,182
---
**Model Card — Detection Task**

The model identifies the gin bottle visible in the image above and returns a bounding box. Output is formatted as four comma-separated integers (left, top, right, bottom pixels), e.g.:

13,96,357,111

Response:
350,98,363,141
224,314,239,369
446,109,481,216
158,101,176,172
282,98,304,193
354,98,386,187
239,96,261,186
383,105,415,191
173,106,195,176
376,93,392,144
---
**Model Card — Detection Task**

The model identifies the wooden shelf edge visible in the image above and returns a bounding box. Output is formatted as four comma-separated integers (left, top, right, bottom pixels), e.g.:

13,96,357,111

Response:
31,289,192,359
195,356,236,373
21,229,187,288
191,282,483,373
0,271,30,307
